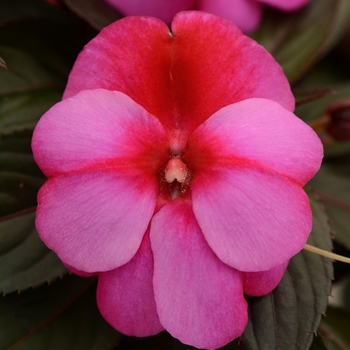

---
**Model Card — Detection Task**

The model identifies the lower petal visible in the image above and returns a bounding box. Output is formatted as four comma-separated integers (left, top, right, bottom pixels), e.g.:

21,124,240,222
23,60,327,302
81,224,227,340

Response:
243,261,289,296
191,167,312,272
150,198,247,349
36,170,157,272
97,232,164,336
198,0,262,33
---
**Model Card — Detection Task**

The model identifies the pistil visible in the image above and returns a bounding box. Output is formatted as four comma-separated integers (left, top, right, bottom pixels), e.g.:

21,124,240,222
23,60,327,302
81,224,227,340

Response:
165,156,188,184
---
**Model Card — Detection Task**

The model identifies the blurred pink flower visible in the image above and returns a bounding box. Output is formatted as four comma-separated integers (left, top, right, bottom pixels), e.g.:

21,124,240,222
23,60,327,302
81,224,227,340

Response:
106,0,310,32
32,12,322,349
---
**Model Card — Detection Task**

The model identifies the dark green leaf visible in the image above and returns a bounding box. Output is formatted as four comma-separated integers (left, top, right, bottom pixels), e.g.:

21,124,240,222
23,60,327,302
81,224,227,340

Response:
317,307,350,350
241,194,333,350
309,158,350,250
0,0,65,25
251,0,350,84
0,275,121,349
0,210,67,294
63,0,121,31
0,86,63,135
0,131,45,217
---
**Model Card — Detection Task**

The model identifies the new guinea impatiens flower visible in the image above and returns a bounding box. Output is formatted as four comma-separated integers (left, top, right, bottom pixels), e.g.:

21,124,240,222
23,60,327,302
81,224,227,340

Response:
105,0,310,32
32,12,323,349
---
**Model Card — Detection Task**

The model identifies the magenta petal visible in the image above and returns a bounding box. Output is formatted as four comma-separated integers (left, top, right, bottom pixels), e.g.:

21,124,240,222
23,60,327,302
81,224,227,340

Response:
97,233,164,336
36,170,157,272
150,199,247,349
198,0,263,33
191,167,312,272
243,261,289,296
259,0,310,11
186,98,323,186
63,12,294,151
32,89,169,177
105,0,196,23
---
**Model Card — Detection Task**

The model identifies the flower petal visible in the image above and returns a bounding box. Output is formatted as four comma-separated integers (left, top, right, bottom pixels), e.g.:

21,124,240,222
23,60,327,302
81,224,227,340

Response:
150,198,247,349
36,170,157,272
185,98,323,186
32,89,169,177
105,0,196,23
97,232,164,336
259,0,310,11
243,261,289,296
198,0,262,33
63,12,294,152
190,167,312,272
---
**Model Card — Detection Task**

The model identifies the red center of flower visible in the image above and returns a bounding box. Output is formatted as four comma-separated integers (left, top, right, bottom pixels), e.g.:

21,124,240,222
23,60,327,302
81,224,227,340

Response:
160,155,191,200
165,156,187,184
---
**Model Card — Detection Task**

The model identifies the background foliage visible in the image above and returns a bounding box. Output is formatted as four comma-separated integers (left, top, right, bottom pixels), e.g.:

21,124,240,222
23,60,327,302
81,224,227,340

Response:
1,0,350,349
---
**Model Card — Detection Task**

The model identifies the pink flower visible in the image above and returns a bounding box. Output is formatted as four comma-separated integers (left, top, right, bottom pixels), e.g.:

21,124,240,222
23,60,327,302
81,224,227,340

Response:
32,12,322,349
105,0,310,32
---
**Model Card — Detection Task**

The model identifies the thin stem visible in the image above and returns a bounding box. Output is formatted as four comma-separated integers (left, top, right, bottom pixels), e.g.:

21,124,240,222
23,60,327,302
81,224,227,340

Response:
304,244,350,264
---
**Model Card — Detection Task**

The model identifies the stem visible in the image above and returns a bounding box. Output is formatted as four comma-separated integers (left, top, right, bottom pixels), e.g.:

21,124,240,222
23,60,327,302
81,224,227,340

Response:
304,244,350,264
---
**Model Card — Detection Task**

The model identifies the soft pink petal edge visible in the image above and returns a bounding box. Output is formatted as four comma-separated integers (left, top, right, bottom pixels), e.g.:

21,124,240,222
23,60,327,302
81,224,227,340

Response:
150,198,247,349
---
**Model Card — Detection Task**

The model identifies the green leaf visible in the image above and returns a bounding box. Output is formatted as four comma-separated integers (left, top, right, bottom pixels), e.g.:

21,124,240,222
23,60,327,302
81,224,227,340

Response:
317,307,350,350
309,158,350,250
0,85,63,135
0,131,45,217
241,193,333,350
251,0,350,84
0,0,87,136
0,210,67,294
0,275,121,349
63,0,121,31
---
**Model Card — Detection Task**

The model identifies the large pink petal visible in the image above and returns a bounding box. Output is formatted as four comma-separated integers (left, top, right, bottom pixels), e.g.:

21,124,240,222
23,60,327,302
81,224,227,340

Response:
185,98,323,186
36,170,157,272
150,198,247,349
32,89,169,178
243,261,289,296
105,0,196,23
259,0,309,11
190,167,312,272
64,12,294,153
198,0,262,33
97,232,164,336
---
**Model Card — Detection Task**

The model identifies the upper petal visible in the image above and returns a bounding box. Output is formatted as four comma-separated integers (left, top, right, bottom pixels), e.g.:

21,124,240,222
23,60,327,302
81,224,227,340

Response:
36,170,158,272
185,98,323,186
191,166,312,272
32,89,169,178
97,232,164,336
105,0,196,23
150,198,247,349
198,0,263,33
63,12,294,152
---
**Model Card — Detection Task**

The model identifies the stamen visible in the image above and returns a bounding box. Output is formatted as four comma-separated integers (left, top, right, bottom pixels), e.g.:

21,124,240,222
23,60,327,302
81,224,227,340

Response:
303,244,350,264
165,157,188,184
